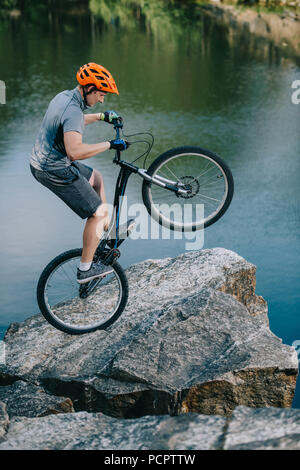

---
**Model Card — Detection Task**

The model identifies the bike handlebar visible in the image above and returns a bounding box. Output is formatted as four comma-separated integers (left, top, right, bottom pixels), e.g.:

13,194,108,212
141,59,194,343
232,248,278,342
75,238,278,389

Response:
112,119,124,161
111,118,154,167
113,118,123,137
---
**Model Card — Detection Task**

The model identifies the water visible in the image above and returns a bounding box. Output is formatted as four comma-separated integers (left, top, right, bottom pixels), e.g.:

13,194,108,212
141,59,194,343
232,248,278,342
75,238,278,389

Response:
0,2,299,406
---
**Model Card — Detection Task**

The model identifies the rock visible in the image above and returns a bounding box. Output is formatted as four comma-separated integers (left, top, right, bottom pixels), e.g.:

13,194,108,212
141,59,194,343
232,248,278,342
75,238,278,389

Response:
224,406,300,450
126,247,268,320
0,411,226,450
200,4,300,60
0,380,74,418
0,406,299,450
0,364,22,386
0,249,298,418
0,402,9,442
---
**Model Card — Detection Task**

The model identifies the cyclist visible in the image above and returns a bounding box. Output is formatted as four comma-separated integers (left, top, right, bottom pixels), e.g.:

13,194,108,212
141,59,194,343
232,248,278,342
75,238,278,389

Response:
30,62,128,283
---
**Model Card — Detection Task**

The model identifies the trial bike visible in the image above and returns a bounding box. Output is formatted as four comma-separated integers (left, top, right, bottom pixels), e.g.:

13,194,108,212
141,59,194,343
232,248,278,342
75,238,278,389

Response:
36,119,234,335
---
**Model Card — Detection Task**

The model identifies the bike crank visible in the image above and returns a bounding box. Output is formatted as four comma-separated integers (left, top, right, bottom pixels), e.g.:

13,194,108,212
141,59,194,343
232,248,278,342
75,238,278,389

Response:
102,248,121,265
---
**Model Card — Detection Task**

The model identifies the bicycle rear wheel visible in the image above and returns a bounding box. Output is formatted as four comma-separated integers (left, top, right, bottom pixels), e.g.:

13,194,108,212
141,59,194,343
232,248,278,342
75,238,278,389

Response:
37,249,128,335
142,146,234,231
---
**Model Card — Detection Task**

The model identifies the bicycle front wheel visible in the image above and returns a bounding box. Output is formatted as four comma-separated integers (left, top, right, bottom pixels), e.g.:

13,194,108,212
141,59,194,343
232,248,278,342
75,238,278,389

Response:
37,249,128,335
142,146,234,231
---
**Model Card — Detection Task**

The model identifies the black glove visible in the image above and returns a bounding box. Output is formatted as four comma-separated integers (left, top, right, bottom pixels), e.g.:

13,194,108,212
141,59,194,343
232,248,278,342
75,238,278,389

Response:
101,110,122,124
109,139,129,151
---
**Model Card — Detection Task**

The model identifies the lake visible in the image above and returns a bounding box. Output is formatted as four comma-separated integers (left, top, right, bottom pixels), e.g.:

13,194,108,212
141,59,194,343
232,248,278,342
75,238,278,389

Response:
0,1,299,406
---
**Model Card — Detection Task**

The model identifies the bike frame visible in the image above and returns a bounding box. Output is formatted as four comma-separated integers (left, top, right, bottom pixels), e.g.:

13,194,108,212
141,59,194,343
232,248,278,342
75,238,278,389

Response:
102,121,190,249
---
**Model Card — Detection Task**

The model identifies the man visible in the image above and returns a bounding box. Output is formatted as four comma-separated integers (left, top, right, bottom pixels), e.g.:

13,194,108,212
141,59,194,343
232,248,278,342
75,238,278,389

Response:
30,62,128,283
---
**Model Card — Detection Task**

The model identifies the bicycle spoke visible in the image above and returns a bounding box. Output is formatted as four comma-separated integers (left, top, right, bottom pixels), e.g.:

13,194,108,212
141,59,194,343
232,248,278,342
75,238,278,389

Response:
60,265,76,288
200,180,223,189
193,194,220,208
157,168,177,183
161,164,180,182
195,165,217,180
199,174,224,187
196,192,221,202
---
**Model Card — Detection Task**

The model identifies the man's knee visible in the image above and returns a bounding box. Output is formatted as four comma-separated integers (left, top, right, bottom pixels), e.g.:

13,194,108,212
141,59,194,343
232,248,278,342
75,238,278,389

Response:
89,204,109,236
90,169,103,191
91,203,107,219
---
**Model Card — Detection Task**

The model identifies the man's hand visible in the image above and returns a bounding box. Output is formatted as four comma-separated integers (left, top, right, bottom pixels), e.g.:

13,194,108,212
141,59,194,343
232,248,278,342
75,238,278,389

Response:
109,139,129,151
101,110,122,124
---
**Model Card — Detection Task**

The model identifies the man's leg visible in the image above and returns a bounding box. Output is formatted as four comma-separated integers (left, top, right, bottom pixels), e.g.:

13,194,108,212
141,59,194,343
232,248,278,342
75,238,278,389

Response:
78,204,114,282
89,169,109,231
81,169,109,263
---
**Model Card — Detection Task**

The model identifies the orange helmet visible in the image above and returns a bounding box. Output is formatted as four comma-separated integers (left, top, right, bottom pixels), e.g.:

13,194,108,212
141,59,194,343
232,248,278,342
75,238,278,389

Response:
76,62,119,95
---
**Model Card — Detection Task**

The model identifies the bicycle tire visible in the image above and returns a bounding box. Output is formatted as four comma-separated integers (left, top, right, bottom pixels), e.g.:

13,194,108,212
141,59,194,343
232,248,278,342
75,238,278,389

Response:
37,248,128,335
142,146,234,231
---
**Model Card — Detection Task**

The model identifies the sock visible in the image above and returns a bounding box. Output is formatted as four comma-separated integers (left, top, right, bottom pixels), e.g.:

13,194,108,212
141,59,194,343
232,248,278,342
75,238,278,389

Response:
79,261,92,271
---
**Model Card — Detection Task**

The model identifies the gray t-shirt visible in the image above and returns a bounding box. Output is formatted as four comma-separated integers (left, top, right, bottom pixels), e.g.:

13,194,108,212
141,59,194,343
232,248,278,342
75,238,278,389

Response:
30,87,85,171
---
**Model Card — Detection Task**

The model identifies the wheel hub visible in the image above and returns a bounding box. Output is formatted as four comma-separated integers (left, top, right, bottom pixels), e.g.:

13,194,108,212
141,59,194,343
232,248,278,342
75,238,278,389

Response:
176,176,200,199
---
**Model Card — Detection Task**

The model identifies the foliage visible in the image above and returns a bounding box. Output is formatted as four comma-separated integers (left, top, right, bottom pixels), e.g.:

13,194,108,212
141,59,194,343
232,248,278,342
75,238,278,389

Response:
0,0,17,9
89,0,202,43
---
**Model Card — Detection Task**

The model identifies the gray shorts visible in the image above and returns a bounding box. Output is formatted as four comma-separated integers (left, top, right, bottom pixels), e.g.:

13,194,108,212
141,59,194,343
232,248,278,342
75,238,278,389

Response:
30,161,102,219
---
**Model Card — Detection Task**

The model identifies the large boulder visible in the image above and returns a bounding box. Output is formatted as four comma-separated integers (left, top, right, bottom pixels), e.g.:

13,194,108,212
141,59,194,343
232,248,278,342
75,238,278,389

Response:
0,406,299,450
0,249,298,418
0,411,226,450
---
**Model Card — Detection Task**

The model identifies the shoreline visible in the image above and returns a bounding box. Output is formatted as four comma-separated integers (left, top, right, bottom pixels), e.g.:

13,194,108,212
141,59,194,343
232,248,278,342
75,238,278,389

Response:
198,2,300,62
2,1,300,63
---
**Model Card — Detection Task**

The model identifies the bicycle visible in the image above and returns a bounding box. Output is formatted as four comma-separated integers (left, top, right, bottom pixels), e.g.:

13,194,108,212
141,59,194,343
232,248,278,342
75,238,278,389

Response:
37,119,234,335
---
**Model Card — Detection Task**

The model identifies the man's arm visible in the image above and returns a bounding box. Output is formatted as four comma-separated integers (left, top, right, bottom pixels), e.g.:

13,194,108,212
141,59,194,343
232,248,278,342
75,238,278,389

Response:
64,131,110,161
84,113,104,125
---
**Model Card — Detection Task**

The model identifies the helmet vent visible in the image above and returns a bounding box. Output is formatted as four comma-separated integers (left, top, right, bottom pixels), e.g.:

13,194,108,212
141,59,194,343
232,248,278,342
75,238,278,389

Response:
76,63,118,95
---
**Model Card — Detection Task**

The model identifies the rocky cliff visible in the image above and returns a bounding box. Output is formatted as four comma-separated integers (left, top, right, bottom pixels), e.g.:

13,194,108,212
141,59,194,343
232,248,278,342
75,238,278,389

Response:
0,248,298,449
201,3,300,61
